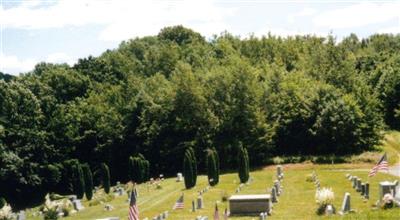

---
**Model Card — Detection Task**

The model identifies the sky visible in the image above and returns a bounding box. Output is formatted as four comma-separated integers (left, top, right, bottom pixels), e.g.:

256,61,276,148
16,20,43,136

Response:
1,0,400,75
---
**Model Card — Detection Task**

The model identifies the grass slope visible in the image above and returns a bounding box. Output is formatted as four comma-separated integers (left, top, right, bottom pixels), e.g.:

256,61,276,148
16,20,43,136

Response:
26,164,398,220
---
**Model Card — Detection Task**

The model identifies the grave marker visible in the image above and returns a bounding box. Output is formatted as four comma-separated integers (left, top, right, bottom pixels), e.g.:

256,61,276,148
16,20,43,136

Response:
73,199,85,211
365,183,370,199
229,194,272,215
379,181,397,199
271,187,278,203
340,193,351,214
197,196,204,209
356,178,362,192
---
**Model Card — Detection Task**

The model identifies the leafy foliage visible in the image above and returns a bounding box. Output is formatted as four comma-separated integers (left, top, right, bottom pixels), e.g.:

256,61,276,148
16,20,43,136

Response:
0,26,392,208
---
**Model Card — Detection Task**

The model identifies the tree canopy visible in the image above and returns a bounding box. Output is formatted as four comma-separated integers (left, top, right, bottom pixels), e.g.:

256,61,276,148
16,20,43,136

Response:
1,26,396,208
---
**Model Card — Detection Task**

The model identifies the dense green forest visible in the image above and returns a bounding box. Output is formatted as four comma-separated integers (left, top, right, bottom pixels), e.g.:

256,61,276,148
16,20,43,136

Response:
1,26,400,208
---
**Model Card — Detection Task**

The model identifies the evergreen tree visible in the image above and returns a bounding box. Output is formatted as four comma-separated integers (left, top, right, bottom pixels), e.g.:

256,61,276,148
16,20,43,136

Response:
213,148,220,184
82,164,93,200
101,163,110,194
206,149,218,186
73,163,85,199
187,147,197,186
183,150,194,189
238,144,249,183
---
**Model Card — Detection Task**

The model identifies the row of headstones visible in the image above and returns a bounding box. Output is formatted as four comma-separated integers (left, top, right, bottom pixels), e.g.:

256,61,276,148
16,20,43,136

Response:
346,174,369,199
311,172,336,216
311,172,320,190
267,165,284,218
199,186,210,196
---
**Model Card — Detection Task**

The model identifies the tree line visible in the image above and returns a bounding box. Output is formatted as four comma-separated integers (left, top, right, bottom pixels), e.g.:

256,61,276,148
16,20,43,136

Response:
1,26,399,208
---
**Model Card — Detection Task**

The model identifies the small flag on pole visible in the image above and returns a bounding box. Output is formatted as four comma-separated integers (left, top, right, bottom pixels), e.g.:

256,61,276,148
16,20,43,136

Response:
214,203,219,220
128,188,139,220
173,194,184,209
223,208,229,220
368,153,389,177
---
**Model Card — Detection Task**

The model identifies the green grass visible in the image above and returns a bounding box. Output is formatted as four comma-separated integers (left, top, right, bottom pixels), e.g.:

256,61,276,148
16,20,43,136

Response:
25,164,399,220
24,132,400,220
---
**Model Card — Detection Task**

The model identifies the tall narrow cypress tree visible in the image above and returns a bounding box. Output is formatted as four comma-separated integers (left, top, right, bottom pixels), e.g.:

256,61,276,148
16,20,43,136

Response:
101,163,110,194
187,147,197,186
183,150,194,189
213,148,220,184
73,163,85,199
82,164,93,200
238,145,249,183
207,150,218,186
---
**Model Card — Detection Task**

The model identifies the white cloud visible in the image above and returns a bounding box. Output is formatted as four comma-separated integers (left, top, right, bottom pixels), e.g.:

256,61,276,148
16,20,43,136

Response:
0,52,76,75
255,27,327,38
46,52,75,66
313,2,400,29
379,26,400,34
1,0,236,42
288,7,317,23
0,53,37,75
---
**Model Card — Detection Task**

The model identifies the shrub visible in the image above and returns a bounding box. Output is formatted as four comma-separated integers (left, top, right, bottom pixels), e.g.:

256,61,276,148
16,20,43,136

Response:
0,203,12,220
315,188,335,215
206,148,219,186
101,163,110,194
82,164,93,200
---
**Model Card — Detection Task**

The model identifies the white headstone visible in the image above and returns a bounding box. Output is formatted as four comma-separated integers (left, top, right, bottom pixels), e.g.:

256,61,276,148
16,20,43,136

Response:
73,199,85,211
177,173,183,182
325,204,334,216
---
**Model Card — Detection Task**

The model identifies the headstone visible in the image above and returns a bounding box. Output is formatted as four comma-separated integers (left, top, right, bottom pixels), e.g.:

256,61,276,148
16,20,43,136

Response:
340,193,351,213
271,187,278,203
352,176,357,188
104,204,114,211
163,211,169,218
259,212,266,220
276,165,282,178
73,199,85,211
361,183,366,196
16,211,26,220
345,173,350,179
365,183,370,199
356,178,362,192
325,204,334,216
197,196,204,209
195,216,208,220
379,181,397,199
157,214,162,220
152,217,157,220
274,180,280,196
176,173,183,182
229,194,272,215
192,200,196,212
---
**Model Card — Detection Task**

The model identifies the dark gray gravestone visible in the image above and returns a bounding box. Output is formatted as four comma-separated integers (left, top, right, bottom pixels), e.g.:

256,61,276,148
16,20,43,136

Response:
352,176,357,188
361,183,366,196
197,196,203,209
356,178,362,192
163,211,168,218
271,187,278,203
340,193,351,213
192,200,196,212
365,183,370,199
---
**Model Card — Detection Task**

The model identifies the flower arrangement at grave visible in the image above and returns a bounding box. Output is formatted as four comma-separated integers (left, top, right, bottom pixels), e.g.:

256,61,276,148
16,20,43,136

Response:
0,203,12,220
41,194,74,219
315,187,335,215
380,193,395,209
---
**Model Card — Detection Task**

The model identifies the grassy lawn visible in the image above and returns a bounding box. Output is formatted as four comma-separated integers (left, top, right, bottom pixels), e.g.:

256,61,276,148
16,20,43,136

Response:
24,131,400,220
25,164,399,220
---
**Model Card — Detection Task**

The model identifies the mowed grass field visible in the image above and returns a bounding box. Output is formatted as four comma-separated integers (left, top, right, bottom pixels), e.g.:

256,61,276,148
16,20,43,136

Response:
26,164,399,220
26,132,400,220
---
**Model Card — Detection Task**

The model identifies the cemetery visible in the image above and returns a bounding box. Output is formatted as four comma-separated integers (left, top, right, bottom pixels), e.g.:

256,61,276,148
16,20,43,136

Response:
1,13,400,219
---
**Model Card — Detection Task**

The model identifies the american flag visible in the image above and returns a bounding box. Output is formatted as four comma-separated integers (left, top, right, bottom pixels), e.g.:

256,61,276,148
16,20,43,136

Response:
368,153,389,177
223,208,229,220
173,194,184,209
214,203,219,220
128,188,139,220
